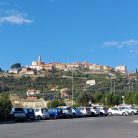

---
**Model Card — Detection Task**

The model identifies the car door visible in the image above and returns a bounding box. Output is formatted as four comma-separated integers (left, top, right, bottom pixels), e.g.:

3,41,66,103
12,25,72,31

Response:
112,108,120,115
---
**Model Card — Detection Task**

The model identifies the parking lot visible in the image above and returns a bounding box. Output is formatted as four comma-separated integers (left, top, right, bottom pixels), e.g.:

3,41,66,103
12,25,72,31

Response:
0,115,138,138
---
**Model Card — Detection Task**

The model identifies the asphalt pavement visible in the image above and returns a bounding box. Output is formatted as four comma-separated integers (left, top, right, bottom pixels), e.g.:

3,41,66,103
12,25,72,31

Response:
0,116,138,138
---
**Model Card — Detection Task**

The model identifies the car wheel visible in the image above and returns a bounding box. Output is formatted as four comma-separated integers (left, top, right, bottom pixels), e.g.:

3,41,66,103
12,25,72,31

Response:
54,116,58,119
108,112,112,116
37,115,41,120
73,113,77,118
91,112,95,117
100,112,104,117
122,112,126,116
31,118,35,121
131,111,135,115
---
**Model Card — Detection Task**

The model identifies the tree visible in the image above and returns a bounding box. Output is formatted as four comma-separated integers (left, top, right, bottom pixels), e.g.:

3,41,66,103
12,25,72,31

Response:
124,92,134,105
94,92,103,104
102,93,112,107
112,95,122,106
76,92,95,106
47,100,66,108
133,92,138,105
11,63,21,69
0,68,4,72
102,93,122,107
0,93,12,120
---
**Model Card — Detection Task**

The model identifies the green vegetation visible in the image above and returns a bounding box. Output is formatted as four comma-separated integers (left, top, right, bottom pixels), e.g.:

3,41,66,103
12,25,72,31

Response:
47,100,66,108
11,63,21,69
0,70,138,107
0,93,12,120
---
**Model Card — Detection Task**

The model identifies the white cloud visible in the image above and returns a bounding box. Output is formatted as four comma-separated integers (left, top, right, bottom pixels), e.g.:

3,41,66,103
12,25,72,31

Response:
104,39,138,53
0,10,33,25
0,14,32,25
104,41,119,47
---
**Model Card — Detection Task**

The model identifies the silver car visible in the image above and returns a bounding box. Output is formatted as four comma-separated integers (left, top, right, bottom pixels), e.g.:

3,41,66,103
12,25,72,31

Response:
10,108,26,120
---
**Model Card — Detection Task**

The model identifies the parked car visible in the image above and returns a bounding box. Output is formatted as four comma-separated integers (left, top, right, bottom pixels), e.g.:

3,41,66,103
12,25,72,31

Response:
71,107,83,118
34,108,50,120
77,107,91,117
96,106,108,116
10,108,26,120
88,107,100,117
108,107,129,116
48,108,63,119
118,106,138,115
24,108,35,121
58,106,74,118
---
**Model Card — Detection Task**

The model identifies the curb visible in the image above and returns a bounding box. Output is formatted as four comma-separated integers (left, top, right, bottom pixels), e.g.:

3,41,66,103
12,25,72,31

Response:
0,120,15,124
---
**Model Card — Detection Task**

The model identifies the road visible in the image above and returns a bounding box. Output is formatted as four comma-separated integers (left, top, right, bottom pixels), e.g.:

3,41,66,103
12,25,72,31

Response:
0,116,138,138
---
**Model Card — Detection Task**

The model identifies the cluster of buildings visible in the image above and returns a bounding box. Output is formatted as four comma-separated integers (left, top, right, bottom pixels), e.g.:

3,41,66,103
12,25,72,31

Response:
7,56,131,108
8,56,128,76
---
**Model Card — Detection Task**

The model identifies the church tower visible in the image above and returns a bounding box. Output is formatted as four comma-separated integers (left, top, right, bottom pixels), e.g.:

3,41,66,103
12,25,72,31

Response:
38,56,42,65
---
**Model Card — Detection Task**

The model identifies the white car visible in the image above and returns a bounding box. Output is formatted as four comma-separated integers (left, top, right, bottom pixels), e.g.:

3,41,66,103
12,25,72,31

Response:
96,106,108,116
108,107,129,116
118,106,138,115
34,108,50,120
77,107,91,117
89,107,100,117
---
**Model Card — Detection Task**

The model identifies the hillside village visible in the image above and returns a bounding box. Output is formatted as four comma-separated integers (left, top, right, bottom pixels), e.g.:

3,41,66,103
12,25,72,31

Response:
8,56,128,76
0,56,137,108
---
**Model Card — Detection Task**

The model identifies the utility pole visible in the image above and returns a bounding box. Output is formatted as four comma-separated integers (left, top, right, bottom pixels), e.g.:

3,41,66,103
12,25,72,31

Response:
110,80,113,94
128,79,131,91
113,79,116,95
136,68,138,91
72,68,74,106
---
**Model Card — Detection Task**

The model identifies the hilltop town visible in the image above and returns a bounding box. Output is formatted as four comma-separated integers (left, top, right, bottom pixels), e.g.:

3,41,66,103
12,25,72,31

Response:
6,56,128,77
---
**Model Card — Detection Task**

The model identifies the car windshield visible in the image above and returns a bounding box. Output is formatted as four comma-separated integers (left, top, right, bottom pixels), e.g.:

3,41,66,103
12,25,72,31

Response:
42,108,48,113
79,108,84,110
27,109,34,113
66,107,71,110
112,108,119,110
86,108,90,111
14,108,24,111
57,108,62,112
35,109,40,112
73,108,79,111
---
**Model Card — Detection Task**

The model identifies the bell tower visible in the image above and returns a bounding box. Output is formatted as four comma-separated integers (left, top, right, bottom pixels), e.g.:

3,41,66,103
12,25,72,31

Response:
38,56,42,65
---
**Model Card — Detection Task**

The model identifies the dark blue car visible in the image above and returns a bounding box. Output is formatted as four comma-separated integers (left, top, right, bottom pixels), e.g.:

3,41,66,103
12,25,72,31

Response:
24,108,35,121
48,108,63,119
71,107,83,118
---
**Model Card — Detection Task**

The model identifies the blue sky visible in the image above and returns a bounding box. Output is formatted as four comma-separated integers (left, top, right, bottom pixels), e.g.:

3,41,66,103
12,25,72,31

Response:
0,0,138,71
